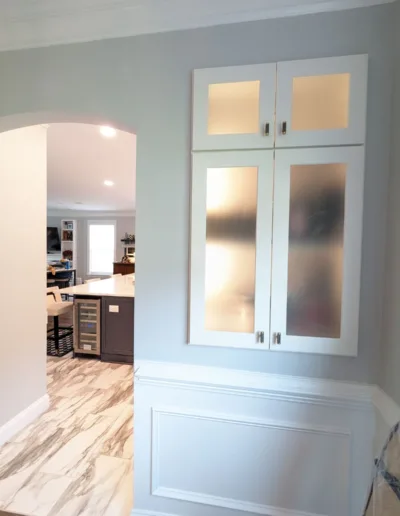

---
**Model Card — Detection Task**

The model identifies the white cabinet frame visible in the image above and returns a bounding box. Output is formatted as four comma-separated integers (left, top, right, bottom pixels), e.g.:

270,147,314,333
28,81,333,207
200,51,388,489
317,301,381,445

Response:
192,64,276,151
189,150,274,349
270,147,364,356
275,55,368,148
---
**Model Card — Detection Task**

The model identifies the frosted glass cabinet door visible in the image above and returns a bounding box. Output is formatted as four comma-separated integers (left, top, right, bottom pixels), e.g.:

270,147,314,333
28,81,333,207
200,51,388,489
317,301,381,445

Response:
189,150,274,349
193,64,276,151
275,55,368,148
270,147,364,356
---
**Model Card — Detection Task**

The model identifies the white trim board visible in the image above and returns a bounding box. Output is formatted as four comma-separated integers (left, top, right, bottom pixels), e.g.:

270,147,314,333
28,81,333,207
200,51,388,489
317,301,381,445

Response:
0,0,395,52
152,488,327,516
134,360,374,408
135,360,400,423
0,394,49,447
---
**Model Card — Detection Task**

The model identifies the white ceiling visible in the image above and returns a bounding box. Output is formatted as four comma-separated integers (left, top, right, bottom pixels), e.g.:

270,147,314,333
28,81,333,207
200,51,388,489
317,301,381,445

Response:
47,123,136,212
0,0,394,52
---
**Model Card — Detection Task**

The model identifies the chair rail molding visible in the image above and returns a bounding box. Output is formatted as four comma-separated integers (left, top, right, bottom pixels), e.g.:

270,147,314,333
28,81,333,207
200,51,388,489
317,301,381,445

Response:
0,0,395,52
135,360,375,409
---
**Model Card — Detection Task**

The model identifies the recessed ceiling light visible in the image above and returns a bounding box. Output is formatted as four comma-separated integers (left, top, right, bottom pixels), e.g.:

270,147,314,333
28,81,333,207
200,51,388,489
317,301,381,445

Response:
104,180,114,186
99,126,117,138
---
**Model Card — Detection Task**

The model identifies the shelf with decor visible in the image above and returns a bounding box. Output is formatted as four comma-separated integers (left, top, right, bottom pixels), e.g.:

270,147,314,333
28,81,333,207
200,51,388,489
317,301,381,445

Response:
61,219,77,269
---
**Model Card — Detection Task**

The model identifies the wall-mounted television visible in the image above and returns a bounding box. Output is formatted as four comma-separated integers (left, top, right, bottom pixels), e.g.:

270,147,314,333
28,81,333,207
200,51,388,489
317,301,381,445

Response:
47,227,61,253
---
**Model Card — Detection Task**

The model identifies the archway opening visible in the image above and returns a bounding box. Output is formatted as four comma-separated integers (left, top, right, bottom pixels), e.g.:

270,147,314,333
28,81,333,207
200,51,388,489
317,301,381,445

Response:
0,112,136,516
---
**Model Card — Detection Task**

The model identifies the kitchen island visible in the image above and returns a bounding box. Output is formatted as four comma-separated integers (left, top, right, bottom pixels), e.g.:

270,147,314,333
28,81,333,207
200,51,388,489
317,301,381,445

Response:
61,274,135,364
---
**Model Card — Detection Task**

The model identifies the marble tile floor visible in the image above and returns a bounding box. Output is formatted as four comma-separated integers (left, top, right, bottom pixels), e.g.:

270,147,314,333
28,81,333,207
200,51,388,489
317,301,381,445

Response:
0,357,133,516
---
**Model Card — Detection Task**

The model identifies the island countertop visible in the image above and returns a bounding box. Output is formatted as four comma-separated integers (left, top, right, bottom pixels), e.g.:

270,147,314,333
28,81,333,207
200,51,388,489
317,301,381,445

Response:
60,274,135,298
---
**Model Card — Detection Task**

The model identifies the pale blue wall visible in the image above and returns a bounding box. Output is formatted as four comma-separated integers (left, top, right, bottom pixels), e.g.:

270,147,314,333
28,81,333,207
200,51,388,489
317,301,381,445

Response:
0,5,394,382
381,2,400,404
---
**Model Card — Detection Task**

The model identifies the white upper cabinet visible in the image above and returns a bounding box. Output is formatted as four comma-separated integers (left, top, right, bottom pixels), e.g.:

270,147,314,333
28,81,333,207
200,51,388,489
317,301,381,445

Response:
192,64,276,151
189,150,274,349
192,56,368,151
270,147,364,356
189,55,367,356
275,55,368,148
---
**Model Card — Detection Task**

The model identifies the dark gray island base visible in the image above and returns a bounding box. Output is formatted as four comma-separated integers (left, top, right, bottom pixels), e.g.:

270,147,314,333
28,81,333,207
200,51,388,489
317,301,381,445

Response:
73,295,134,364
61,274,135,364
102,296,134,364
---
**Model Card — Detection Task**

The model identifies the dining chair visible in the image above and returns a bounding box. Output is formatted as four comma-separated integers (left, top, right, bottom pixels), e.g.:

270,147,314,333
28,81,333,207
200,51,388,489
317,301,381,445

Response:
46,286,73,356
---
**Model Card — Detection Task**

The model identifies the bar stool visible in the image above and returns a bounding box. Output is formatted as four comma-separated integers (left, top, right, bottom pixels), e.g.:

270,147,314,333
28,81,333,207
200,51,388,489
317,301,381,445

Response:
55,271,72,300
47,286,73,356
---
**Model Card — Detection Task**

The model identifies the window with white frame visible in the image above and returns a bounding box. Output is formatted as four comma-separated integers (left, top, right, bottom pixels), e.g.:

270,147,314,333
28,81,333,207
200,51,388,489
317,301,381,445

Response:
87,221,116,275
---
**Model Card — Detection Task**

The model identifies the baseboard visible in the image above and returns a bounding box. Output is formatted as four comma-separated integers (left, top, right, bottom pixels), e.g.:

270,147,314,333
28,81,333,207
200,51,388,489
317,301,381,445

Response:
0,394,49,446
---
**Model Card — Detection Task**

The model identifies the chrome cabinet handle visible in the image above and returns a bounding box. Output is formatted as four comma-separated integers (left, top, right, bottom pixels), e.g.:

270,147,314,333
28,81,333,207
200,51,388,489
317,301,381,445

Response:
264,123,270,136
282,122,287,135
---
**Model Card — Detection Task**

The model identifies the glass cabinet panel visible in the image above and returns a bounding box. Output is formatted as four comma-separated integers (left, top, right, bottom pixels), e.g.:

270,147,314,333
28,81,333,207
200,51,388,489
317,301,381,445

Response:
276,55,367,147
189,150,274,349
291,74,350,131
208,81,260,135
192,64,276,151
271,147,364,356
205,166,257,332
287,163,346,338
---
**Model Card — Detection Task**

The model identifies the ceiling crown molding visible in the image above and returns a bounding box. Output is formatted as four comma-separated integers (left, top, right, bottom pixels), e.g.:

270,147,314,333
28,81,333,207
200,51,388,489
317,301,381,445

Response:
47,209,135,218
0,0,395,52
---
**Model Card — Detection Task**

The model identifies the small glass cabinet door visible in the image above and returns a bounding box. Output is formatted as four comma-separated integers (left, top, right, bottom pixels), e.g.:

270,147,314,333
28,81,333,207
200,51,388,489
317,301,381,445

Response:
189,150,274,349
192,64,276,151
275,55,368,148
270,147,364,356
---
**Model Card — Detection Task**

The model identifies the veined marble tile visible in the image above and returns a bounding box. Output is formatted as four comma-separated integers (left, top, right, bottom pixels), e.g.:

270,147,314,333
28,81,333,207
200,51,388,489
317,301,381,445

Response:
48,456,132,516
51,384,132,428
0,357,133,516
4,473,73,516
0,424,65,502
103,463,133,516
47,360,103,398
39,414,115,479
99,404,133,459
90,363,133,390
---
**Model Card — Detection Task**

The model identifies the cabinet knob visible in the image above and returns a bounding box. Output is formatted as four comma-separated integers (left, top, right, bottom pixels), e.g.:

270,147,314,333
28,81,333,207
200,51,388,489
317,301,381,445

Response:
264,123,270,136
282,122,287,135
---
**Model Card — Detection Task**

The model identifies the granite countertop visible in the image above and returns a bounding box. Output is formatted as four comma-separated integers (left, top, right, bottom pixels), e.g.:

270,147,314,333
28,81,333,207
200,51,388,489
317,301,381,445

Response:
60,274,135,298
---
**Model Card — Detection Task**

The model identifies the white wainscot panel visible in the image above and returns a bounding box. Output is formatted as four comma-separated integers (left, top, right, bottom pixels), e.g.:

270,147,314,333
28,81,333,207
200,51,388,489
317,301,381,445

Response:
151,407,350,516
